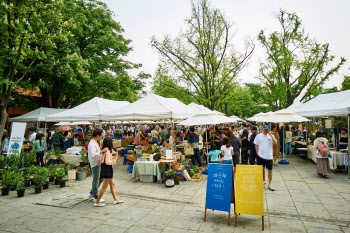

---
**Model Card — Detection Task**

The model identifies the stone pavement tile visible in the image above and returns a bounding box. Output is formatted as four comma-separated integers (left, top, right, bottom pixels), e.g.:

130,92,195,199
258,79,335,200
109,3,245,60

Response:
181,205,205,214
148,192,171,199
269,216,306,233
151,203,184,217
302,220,342,233
341,226,350,232
54,210,86,220
199,221,234,233
282,174,304,182
167,211,203,231
308,183,338,196
340,193,350,202
329,212,350,222
293,202,331,218
135,213,172,230
54,217,104,233
266,206,299,216
162,226,197,233
89,224,127,233
0,216,37,233
266,181,288,191
114,206,151,222
26,217,73,232
289,191,321,204
285,181,311,191
0,210,28,225
266,193,295,208
231,213,267,232
318,197,350,213
0,204,16,215
329,183,350,194
125,226,161,233
103,218,137,228
134,199,163,208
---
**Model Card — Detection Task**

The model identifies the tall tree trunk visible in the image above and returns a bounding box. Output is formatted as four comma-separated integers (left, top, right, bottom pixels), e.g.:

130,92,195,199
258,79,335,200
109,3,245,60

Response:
0,105,8,145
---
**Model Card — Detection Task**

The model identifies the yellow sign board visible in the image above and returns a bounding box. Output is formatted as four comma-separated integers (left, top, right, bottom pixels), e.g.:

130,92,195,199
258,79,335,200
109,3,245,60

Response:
235,165,264,216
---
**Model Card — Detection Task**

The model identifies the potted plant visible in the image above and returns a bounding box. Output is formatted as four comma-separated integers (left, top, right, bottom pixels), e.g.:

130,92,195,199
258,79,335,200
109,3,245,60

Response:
48,165,55,182
32,166,49,194
48,148,64,164
16,173,26,198
23,168,31,187
80,150,89,167
54,165,67,188
5,152,21,170
1,170,16,196
164,169,175,179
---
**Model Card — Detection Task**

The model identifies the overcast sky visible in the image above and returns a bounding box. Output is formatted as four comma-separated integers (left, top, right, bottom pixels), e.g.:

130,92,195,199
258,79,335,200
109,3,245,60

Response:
102,0,350,89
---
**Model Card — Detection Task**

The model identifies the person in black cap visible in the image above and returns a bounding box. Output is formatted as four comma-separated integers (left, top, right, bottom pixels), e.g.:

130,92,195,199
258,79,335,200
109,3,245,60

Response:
248,126,258,165
254,125,277,191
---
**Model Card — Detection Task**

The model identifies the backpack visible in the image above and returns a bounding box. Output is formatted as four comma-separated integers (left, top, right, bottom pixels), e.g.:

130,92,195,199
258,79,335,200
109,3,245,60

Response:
317,139,329,157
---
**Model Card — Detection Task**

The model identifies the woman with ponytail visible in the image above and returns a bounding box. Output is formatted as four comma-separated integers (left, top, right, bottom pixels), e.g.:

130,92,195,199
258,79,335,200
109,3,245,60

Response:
34,134,45,167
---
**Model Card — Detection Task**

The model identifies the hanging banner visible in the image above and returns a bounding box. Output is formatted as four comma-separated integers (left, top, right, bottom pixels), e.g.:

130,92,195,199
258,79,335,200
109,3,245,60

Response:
7,122,27,155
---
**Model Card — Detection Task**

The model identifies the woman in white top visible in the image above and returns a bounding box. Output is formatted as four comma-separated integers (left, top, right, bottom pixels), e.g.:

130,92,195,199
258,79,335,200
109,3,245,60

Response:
284,126,293,155
221,137,233,163
314,131,330,179
151,125,159,145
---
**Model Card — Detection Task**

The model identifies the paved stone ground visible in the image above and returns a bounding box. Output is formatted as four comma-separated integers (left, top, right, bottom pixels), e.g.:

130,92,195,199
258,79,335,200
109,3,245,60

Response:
0,155,349,233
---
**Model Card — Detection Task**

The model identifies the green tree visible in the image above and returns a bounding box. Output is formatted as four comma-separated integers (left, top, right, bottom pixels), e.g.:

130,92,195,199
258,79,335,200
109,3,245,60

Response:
258,9,345,109
0,0,67,143
152,64,194,104
151,0,254,111
341,74,350,91
16,0,147,108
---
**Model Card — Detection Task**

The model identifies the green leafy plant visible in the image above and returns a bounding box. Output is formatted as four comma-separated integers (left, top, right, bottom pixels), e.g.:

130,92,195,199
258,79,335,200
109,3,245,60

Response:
21,151,37,168
5,153,21,170
153,145,161,153
54,164,67,179
1,170,19,189
47,148,64,160
16,172,25,191
0,156,5,170
32,166,49,187
165,169,175,179
80,150,89,163
47,164,55,177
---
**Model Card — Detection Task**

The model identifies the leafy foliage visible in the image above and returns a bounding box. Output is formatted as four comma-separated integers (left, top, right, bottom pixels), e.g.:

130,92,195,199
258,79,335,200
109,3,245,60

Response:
258,9,345,109
151,0,254,111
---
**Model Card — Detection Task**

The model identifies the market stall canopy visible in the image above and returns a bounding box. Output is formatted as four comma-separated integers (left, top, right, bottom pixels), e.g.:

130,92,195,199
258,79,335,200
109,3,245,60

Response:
187,103,216,114
247,112,272,122
179,113,234,126
54,121,92,126
9,107,66,122
45,97,130,122
262,109,310,123
101,93,198,121
229,115,243,122
293,90,350,117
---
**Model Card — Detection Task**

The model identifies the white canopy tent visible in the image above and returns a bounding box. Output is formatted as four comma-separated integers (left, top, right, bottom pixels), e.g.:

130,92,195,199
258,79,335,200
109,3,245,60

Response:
229,115,243,122
293,90,350,117
54,121,92,126
247,112,272,122
179,113,235,126
9,107,66,122
45,97,130,122
101,93,198,121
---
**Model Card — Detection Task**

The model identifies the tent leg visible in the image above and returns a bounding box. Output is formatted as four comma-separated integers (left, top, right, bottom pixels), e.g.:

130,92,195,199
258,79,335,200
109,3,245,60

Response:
348,115,350,179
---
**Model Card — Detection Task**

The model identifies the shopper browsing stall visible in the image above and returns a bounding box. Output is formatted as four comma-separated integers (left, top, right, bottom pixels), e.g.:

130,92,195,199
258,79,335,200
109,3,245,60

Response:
314,131,331,179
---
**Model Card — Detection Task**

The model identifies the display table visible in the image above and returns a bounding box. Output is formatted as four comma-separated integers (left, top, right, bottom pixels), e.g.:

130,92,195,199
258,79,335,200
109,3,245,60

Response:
307,147,348,170
132,161,166,183
112,140,121,148
61,154,82,167
122,138,134,148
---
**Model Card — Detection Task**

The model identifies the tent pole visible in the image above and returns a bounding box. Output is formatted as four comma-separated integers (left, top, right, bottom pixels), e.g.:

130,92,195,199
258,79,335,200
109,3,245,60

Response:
283,124,285,160
138,121,141,146
171,114,173,151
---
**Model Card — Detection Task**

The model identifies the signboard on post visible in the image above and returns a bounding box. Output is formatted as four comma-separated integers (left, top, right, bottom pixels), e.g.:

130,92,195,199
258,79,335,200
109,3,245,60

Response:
235,165,264,230
204,163,233,225
7,122,27,155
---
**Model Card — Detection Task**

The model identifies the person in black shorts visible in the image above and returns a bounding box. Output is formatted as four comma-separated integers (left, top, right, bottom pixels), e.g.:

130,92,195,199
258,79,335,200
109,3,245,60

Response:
94,138,124,207
253,125,277,191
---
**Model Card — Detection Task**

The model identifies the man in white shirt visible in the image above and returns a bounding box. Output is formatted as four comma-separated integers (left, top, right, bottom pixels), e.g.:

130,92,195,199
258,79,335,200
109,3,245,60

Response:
28,127,37,146
254,125,277,191
88,129,108,202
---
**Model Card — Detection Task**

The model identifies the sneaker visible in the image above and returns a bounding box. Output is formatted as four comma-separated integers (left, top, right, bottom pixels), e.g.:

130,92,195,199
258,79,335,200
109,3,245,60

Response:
93,198,105,203
263,181,266,185
274,163,278,166
268,186,275,191
88,193,94,198
94,203,105,207
318,173,323,177
323,175,329,179
113,200,124,204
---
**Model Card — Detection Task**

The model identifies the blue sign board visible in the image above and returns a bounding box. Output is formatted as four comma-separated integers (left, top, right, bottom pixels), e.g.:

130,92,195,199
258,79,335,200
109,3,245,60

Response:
205,164,233,213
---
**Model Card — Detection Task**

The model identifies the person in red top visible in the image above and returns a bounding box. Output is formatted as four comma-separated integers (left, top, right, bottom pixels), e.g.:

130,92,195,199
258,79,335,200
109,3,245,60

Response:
78,129,84,141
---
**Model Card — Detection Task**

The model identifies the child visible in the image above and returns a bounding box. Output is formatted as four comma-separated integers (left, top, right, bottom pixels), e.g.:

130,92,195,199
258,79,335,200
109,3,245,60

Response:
204,144,221,163
74,134,80,146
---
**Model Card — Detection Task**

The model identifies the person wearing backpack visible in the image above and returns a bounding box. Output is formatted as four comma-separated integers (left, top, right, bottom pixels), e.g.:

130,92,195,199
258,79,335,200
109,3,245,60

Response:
94,137,123,207
314,131,330,179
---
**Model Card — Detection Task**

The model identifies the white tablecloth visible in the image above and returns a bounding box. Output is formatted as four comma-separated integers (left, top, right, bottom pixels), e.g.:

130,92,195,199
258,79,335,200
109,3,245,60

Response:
113,140,121,148
61,154,82,167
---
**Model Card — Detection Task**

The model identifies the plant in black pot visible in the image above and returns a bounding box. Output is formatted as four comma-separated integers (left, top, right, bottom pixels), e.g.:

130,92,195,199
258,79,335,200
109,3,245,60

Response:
47,165,55,182
23,169,31,187
16,175,26,198
80,150,89,167
54,165,67,188
1,169,17,196
32,166,48,194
